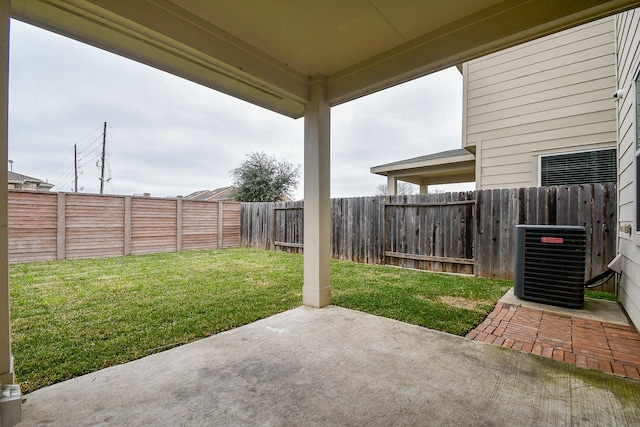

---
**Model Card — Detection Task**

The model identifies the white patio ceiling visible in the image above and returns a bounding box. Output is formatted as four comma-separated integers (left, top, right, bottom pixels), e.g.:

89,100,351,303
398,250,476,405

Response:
10,0,638,118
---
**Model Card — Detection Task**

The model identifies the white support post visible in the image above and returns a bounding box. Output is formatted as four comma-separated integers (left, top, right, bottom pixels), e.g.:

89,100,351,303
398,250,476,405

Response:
419,181,429,195
0,0,11,387
0,1,22,425
303,75,331,308
387,175,397,196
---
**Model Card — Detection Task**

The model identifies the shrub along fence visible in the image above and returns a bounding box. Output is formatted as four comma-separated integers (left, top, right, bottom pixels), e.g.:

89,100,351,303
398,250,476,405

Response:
241,183,617,291
8,190,241,263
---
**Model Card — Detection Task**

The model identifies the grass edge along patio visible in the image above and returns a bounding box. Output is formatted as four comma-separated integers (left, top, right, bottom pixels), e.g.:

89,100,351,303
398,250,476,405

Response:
10,248,517,394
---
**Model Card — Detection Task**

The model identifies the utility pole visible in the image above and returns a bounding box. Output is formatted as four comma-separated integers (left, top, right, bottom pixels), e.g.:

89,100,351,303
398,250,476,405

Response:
74,144,78,193
100,121,107,194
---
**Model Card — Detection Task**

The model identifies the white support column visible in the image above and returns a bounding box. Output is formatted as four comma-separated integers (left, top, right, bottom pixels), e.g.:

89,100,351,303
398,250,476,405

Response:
303,75,331,308
0,0,12,387
419,183,429,195
0,2,22,426
387,175,397,196
474,140,482,189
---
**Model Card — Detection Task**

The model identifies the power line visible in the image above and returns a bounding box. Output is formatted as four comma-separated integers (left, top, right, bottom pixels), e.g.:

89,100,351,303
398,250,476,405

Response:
51,123,113,194
53,170,75,189
52,163,74,187
77,143,102,164
73,124,103,146
78,152,101,169
50,125,103,188
76,134,103,154
49,144,75,181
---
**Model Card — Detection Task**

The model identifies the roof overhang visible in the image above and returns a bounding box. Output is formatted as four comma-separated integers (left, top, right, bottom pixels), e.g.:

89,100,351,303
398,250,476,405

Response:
371,151,476,186
10,0,639,118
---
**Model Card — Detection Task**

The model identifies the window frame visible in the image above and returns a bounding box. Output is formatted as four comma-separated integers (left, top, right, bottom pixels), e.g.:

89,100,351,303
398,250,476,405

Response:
537,147,618,187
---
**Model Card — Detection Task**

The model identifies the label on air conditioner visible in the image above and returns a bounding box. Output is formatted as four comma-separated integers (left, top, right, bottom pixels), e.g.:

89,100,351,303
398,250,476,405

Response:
541,237,563,244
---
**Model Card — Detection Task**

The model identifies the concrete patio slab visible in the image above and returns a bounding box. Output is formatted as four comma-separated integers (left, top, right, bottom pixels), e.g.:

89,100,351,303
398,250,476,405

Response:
19,306,640,426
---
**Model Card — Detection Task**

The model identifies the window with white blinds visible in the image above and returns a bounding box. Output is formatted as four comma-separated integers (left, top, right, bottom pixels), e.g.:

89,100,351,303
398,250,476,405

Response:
540,149,617,187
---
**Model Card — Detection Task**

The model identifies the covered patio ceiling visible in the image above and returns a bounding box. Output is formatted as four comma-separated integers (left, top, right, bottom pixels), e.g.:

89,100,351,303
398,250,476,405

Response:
10,0,639,118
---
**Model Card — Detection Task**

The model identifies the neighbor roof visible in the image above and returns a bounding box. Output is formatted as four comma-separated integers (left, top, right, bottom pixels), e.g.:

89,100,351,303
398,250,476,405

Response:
8,171,54,189
370,148,476,186
184,186,235,201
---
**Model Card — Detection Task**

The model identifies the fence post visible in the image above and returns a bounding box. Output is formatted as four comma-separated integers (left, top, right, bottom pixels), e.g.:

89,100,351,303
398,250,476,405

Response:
218,201,224,248
176,196,183,252
124,196,131,256
382,198,387,265
272,203,277,251
56,192,66,260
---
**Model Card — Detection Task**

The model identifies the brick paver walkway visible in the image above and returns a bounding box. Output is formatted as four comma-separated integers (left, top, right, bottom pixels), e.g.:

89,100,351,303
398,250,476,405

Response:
466,301,640,379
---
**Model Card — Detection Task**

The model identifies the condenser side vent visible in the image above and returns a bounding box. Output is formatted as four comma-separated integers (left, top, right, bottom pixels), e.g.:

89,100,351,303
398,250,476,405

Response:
514,225,586,308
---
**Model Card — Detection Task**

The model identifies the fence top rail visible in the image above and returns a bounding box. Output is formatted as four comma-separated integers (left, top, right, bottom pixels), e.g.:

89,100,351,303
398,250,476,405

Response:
274,206,304,211
7,189,241,204
384,200,476,208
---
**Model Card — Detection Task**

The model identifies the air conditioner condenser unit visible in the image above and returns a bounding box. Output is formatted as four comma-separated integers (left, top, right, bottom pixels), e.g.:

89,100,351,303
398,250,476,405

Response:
514,225,586,309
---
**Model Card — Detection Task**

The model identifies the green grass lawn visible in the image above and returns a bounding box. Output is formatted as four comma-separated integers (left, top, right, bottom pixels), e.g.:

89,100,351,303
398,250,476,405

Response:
9,248,511,392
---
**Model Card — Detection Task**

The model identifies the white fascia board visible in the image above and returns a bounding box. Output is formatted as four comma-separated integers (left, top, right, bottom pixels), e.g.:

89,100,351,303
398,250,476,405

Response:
12,0,309,118
370,153,476,175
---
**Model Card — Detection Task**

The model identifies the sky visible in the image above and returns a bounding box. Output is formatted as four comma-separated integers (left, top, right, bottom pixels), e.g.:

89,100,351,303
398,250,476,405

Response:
8,19,468,201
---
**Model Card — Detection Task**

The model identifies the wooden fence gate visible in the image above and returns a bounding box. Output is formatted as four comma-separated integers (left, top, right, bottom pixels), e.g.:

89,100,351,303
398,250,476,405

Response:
273,202,304,253
384,192,476,275
266,193,477,274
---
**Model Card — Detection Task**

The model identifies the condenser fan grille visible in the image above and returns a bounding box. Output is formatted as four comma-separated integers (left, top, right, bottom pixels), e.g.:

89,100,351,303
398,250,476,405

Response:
514,225,586,308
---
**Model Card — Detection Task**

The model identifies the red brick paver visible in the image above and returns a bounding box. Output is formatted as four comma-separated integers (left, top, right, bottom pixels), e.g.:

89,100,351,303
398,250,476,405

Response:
467,302,640,380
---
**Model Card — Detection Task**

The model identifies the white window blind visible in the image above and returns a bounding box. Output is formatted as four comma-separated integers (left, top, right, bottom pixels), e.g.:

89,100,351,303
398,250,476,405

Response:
540,149,617,187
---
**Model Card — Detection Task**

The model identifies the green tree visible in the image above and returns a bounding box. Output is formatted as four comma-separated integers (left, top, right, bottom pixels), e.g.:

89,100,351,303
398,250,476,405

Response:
231,152,300,202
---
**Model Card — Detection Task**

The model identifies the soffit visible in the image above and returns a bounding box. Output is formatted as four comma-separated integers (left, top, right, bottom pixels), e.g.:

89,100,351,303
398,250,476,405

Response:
175,0,503,77
11,0,639,118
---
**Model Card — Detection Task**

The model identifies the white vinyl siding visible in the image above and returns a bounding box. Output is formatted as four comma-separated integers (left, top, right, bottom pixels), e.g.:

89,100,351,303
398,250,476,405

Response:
615,9,640,328
463,17,617,190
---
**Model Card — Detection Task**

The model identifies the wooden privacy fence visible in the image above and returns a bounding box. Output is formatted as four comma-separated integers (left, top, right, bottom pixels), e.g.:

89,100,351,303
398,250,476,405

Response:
241,183,617,291
8,190,241,263
474,184,616,283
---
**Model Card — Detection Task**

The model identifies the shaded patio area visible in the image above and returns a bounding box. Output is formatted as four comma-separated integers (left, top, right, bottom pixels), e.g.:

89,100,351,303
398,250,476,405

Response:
4,4,640,425
19,305,640,426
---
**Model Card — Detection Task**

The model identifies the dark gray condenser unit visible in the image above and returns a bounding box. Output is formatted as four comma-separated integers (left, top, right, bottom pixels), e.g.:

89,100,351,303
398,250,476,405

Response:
514,225,586,309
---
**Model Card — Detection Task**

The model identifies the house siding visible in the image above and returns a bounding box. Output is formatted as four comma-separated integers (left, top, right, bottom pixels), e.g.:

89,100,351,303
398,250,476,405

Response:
463,16,617,190
616,9,640,329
